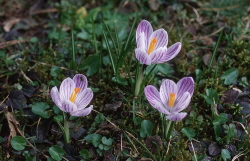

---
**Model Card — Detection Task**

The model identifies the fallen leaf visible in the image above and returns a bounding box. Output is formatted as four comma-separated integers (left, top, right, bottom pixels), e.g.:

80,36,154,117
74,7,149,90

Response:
105,101,122,111
3,107,19,149
221,88,240,104
3,18,20,32
148,0,160,11
6,90,27,109
208,142,221,156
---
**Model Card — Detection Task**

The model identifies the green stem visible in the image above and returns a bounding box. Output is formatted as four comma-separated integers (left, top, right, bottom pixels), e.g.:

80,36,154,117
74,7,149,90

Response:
165,120,175,140
133,64,144,122
63,112,70,144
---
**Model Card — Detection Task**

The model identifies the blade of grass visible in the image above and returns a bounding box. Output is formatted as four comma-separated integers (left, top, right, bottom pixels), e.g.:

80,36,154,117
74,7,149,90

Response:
208,28,224,72
103,21,119,57
71,29,77,71
103,30,117,75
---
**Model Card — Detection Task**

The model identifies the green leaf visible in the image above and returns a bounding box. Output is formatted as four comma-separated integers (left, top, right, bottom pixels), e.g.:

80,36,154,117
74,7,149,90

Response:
77,29,92,40
157,64,174,76
200,88,219,105
140,120,153,138
84,134,102,147
181,127,196,140
101,137,113,146
0,136,3,143
94,114,105,124
11,136,27,151
221,149,231,161
30,37,38,43
92,134,102,147
49,145,65,161
221,68,238,85
31,102,50,118
50,66,61,78
213,113,229,125
79,55,99,76
79,149,89,159
111,76,128,86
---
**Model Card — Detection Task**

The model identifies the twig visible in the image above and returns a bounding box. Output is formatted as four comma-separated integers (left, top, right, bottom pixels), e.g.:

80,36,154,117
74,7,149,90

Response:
0,39,29,49
190,141,197,161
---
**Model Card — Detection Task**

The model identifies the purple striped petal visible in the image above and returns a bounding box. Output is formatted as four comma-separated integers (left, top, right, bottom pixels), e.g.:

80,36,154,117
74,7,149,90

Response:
135,48,151,65
137,32,147,51
149,47,167,64
73,74,87,91
161,42,182,62
160,79,177,107
173,92,191,113
144,85,170,115
70,105,93,117
59,78,75,101
177,77,194,100
50,87,62,108
148,29,168,50
166,112,187,121
61,100,77,113
136,20,153,47
75,88,93,109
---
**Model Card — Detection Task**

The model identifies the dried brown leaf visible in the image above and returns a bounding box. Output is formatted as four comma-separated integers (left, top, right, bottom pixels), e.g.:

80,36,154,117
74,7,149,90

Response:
3,18,20,32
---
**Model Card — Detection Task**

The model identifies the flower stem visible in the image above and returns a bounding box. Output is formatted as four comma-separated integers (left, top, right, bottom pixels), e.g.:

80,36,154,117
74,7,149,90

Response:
165,120,175,140
63,112,70,144
133,64,144,122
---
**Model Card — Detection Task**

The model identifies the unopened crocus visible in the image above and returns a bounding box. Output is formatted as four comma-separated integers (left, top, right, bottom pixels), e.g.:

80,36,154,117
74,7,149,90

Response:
135,20,182,65
144,77,194,121
50,74,93,117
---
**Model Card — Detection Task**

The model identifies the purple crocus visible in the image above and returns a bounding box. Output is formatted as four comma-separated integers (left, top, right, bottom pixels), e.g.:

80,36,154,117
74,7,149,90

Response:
50,74,93,117
135,20,182,65
144,77,194,121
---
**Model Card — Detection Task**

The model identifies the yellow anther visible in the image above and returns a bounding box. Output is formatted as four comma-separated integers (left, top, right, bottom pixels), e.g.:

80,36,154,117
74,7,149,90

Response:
147,37,157,55
70,88,81,103
168,93,176,108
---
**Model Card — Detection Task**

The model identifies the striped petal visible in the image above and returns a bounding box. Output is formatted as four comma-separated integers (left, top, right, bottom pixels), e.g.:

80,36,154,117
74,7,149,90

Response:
61,100,77,113
75,88,93,109
136,20,153,47
177,77,194,100
50,87,62,109
149,47,167,64
166,112,187,121
135,48,151,65
70,105,93,117
73,74,87,91
173,92,191,113
160,79,177,107
148,29,168,50
137,32,147,51
59,78,75,101
161,42,182,62
144,85,170,115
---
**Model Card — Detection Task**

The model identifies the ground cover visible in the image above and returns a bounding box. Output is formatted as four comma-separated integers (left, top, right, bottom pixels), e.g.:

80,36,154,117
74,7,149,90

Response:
0,0,250,160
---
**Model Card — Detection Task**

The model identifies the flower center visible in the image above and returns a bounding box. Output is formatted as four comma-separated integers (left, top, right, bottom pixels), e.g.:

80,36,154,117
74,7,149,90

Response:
147,37,157,55
70,88,81,103
168,93,176,108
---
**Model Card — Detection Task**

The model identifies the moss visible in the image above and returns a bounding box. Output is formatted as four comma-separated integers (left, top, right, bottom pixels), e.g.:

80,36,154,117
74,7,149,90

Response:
168,139,192,160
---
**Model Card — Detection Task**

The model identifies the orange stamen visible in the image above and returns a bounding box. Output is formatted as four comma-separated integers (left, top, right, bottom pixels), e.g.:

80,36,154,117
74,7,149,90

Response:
70,88,81,103
168,93,176,108
147,37,157,55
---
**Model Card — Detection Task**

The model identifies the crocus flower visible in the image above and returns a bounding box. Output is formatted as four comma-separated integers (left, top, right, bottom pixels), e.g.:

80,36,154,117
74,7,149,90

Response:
50,74,93,117
135,20,182,65
144,77,194,121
